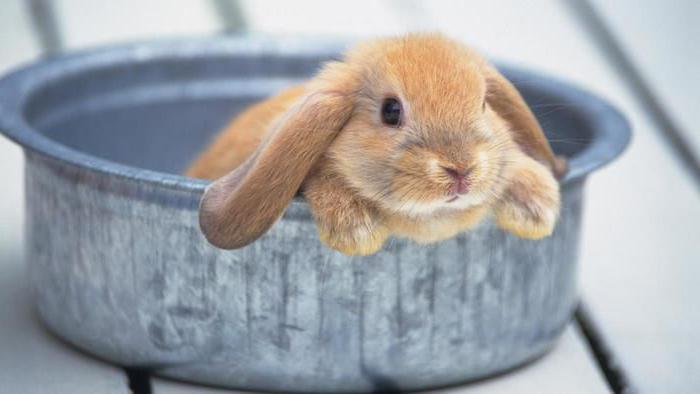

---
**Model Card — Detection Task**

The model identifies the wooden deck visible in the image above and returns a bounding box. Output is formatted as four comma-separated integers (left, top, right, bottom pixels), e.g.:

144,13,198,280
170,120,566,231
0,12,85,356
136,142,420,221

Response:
1,1,698,392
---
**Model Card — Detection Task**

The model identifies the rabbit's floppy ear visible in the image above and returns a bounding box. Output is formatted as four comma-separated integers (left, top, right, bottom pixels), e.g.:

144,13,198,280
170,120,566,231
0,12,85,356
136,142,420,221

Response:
482,63,567,178
199,69,357,249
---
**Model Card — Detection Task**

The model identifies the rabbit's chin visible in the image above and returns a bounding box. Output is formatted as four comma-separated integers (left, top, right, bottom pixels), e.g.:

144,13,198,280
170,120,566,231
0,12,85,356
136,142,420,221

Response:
385,192,488,217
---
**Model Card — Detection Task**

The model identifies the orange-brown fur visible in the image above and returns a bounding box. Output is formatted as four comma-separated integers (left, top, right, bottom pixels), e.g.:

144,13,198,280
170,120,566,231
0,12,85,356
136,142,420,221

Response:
189,33,563,255
186,85,307,179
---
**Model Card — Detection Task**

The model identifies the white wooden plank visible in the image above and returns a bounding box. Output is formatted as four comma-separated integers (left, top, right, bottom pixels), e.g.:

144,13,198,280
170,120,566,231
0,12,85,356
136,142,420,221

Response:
578,100,700,391
152,326,608,393
0,2,130,393
239,0,404,36
590,0,700,158
0,0,35,256
0,250,130,394
54,0,223,49
438,326,609,394
153,376,251,393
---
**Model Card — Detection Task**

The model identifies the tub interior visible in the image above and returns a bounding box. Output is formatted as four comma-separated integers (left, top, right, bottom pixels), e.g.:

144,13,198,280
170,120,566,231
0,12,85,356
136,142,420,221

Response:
23,54,592,176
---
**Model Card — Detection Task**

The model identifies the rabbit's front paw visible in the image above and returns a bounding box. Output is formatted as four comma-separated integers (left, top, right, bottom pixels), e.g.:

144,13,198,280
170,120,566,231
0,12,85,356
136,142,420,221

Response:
495,159,560,240
317,213,389,256
303,165,389,255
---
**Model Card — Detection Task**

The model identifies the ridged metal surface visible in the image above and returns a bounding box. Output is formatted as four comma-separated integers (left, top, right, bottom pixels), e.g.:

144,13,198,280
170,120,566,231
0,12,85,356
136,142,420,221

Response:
0,36,630,392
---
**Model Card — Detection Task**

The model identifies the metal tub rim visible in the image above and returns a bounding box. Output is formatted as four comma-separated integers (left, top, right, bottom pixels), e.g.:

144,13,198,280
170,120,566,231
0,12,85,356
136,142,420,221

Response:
0,35,631,199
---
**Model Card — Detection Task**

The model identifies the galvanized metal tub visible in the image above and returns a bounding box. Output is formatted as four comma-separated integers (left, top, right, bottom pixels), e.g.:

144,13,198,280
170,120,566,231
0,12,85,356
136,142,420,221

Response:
0,36,630,392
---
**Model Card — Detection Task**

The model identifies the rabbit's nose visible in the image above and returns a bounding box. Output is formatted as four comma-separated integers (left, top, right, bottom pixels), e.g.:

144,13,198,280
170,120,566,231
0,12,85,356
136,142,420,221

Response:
442,166,471,194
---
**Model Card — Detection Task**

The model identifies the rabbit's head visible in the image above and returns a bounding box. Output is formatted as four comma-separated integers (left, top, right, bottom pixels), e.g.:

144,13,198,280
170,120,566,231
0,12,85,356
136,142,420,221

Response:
325,34,553,217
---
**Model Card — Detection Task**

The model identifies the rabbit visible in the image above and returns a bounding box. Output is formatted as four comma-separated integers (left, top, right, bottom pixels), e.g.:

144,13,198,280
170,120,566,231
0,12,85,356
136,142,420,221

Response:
186,33,567,255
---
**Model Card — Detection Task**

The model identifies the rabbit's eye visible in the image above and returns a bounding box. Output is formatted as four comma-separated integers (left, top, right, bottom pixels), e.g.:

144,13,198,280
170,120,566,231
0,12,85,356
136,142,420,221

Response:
381,98,402,126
